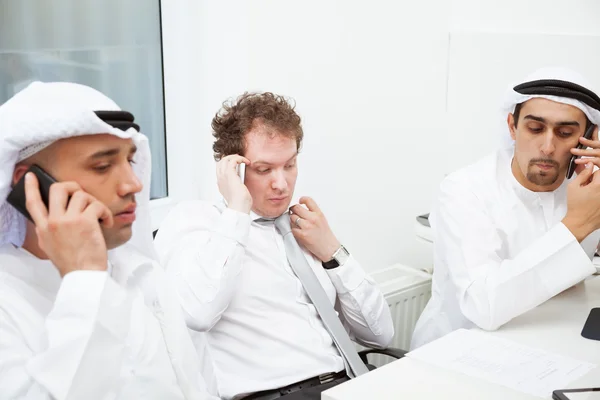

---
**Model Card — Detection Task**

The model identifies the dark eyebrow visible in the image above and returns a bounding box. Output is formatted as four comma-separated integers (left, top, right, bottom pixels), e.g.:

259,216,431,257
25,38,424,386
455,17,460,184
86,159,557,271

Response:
523,115,546,123
523,115,580,127
89,144,137,160
89,148,119,159
556,121,580,127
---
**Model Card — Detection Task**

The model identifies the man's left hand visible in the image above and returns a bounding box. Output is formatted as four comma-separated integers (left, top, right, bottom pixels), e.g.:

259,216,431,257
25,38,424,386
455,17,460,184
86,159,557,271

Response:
289,197,341,263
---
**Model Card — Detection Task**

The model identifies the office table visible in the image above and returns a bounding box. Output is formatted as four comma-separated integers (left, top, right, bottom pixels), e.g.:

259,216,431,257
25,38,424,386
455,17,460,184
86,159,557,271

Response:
323,276,600,399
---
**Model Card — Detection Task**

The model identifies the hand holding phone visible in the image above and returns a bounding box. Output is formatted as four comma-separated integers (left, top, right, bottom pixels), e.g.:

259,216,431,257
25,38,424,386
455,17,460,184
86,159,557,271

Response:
562,161,600,242
8,165,112,276
567,124,598,179
216,154,252,214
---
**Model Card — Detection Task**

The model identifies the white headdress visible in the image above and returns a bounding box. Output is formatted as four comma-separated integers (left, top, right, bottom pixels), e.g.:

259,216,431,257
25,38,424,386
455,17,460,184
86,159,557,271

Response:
0,81,150,249
501,67,600,147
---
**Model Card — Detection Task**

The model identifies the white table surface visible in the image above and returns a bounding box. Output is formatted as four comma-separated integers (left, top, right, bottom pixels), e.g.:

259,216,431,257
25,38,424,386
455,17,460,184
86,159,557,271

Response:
323,276,600,400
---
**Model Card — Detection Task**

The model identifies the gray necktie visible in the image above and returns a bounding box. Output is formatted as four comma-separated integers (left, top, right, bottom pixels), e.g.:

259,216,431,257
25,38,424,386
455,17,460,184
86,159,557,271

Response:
273,214,369,378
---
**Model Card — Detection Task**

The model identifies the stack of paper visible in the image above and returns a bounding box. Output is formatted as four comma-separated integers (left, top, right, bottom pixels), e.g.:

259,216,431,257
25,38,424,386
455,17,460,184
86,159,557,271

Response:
408,329,596,398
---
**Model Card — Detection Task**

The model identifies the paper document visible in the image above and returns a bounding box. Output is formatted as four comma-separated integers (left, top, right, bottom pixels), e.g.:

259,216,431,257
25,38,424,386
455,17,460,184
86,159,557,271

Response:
408,329,596,398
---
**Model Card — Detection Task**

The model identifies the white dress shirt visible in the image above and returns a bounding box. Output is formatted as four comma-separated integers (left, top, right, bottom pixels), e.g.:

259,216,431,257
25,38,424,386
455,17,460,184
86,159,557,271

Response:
0,244,218,400
411,147,600,349
154,200,394,400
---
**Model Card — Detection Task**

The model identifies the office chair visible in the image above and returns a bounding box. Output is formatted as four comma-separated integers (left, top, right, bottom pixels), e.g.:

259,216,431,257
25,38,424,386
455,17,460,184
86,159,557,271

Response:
358,347,406,368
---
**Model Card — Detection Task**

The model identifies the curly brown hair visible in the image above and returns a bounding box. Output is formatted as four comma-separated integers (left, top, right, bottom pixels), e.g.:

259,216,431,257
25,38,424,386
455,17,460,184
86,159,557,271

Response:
211,92,303,161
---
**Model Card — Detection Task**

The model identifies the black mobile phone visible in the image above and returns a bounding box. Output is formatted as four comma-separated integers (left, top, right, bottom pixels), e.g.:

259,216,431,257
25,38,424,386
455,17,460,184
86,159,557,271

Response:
553,387,600,400
566,124,597,179
6,164,57,223
581,307,600,341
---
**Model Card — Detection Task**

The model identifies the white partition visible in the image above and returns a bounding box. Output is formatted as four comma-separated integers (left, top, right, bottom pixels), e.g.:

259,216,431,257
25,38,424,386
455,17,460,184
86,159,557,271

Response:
444,32,600,174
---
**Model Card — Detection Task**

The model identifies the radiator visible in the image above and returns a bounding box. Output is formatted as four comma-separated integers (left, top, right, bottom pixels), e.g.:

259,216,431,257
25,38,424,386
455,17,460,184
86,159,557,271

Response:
358,265,432,367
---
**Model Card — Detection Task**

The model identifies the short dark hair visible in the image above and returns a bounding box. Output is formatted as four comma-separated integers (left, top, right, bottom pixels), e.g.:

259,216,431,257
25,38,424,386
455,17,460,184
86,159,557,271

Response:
211,92,303,161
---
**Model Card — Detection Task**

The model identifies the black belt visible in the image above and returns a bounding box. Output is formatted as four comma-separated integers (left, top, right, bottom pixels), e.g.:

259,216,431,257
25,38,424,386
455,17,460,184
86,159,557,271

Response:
244,370,348,400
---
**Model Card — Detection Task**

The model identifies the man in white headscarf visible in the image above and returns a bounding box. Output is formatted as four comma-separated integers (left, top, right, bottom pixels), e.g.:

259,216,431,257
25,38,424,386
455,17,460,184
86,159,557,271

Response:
411,67,600,349
0,82,217,399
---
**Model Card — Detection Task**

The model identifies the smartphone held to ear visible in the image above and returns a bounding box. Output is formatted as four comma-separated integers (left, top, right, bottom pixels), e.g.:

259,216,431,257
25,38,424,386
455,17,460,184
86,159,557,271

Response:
566,124,597,179
6,165,57,222
237,162,246,184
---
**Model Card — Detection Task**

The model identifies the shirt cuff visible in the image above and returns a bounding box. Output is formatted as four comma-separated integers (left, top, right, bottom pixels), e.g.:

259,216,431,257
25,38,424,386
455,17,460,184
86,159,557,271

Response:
213,208,252,247
538,223,596,294
325,255,371,293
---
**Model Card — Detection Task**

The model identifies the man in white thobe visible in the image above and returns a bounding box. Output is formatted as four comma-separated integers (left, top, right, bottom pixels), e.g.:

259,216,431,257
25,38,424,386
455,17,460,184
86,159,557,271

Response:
0,82,217,399
411,67,600,349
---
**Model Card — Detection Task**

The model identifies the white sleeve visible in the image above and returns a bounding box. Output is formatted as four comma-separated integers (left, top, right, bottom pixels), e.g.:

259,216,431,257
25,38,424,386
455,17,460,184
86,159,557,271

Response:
154,201,251,332
328,256,395,349
435,177,595,331
0,270,136,400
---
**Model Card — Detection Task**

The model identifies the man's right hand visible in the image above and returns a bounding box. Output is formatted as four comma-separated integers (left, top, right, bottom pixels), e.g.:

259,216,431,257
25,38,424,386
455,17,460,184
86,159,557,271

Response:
216,154,252,214
563,162,600,242
25,173,113,277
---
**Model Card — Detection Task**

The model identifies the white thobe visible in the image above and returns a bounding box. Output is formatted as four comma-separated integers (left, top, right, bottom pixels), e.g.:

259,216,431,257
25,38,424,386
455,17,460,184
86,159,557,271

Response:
411,147,600,349
0,244,217,400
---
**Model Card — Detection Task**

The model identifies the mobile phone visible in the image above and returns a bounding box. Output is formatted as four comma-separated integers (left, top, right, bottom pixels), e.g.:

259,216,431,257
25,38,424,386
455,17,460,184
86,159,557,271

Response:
6,164,57,223
566,124,597,179
581,307,600,341
237,162,246,184
553,387,600,400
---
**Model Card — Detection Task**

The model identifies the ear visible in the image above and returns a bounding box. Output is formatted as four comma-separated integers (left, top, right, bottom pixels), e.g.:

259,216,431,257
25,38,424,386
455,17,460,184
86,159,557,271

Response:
507,113,517,141
12,164,30,187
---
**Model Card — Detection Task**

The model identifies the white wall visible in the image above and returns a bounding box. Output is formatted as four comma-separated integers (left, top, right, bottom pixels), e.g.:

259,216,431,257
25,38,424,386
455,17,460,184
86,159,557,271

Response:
161,0,600,273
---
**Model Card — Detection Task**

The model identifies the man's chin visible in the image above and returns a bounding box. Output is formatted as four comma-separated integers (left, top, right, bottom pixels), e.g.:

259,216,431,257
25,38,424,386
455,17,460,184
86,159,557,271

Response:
256,202,292,219
103,226,133,250
527,171,560,187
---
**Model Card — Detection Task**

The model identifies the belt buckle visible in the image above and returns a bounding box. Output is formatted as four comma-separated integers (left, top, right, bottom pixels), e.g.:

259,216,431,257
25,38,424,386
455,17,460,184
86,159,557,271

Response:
318,372,336,384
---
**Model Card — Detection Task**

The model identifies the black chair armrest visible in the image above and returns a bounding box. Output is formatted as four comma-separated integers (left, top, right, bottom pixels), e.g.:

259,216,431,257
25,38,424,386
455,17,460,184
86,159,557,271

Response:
358,347,407,365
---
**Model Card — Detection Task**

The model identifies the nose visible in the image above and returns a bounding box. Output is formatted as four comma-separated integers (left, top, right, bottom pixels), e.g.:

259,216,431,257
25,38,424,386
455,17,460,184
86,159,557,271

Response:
117,163,143,197
271,169,288,192
540,130,556,156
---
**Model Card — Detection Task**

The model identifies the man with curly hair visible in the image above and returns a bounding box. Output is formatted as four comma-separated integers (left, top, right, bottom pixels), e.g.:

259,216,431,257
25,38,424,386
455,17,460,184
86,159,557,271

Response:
155,92,394,400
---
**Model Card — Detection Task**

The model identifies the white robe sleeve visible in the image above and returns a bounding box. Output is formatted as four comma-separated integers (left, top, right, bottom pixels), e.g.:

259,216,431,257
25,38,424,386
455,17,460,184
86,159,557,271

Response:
435,177,596,331
0,270,169,400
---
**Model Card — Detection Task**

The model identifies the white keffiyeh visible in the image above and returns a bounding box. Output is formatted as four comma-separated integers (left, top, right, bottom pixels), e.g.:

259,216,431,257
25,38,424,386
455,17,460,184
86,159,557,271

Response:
501,67,600,147
0,81,147,249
